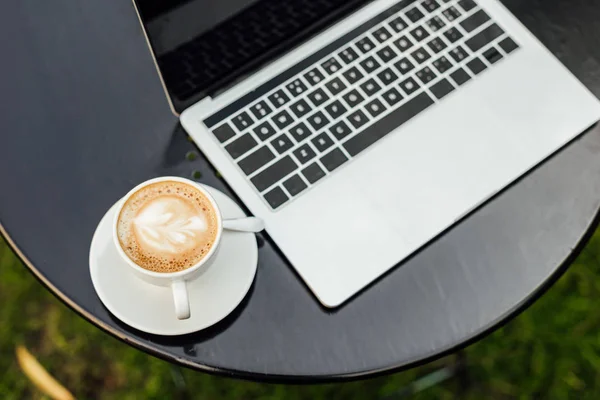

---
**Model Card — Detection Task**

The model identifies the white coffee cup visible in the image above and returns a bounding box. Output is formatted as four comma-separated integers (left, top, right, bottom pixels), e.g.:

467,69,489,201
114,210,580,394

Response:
112,176,264,320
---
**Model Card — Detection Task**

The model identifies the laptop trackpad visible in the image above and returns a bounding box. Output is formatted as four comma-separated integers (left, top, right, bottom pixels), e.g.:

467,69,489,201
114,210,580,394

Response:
273,154,417,307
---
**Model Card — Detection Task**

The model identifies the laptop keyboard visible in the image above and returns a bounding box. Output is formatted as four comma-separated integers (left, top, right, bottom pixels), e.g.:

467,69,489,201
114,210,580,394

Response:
203,0,519,210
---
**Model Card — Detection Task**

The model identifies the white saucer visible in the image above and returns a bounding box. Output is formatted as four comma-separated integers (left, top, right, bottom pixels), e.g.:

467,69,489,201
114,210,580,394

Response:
89,185,258,336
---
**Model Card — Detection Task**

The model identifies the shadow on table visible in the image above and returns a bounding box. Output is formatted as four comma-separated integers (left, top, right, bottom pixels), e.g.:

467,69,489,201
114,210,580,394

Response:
107,277,257,350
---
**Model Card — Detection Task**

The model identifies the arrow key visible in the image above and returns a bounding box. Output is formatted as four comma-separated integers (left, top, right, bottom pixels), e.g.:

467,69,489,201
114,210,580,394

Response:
270,133,294,154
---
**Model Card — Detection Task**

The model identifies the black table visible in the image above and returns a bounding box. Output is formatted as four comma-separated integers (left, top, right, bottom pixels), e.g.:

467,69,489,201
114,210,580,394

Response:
2,0,600,382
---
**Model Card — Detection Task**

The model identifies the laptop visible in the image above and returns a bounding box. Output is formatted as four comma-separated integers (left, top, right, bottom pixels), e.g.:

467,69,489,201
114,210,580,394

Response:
133,0,600,307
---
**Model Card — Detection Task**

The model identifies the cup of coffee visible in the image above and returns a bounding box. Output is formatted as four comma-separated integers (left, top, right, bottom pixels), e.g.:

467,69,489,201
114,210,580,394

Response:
113,176,263,320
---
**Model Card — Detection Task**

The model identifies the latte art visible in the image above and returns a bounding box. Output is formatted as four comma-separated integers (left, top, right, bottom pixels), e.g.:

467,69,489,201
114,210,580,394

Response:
133,196,208,254
117,181,219,273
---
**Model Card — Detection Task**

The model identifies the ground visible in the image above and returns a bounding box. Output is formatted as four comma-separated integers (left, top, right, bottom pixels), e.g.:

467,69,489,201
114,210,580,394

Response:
2,229,600,399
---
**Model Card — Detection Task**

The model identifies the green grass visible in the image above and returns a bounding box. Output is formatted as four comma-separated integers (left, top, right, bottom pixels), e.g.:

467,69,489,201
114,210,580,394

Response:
2,229,600,399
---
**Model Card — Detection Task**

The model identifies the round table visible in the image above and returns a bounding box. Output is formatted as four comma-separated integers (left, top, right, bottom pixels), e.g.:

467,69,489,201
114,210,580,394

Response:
2,0,600,382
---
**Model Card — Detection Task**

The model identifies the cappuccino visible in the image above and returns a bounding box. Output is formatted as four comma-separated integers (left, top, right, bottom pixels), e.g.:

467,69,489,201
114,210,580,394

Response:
117,181,219,273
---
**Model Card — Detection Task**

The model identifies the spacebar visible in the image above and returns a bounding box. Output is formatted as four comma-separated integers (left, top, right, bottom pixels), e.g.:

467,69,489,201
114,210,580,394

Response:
343,92,435,157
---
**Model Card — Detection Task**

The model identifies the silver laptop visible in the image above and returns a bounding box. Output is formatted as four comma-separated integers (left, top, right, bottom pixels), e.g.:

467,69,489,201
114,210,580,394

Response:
134,0,600,307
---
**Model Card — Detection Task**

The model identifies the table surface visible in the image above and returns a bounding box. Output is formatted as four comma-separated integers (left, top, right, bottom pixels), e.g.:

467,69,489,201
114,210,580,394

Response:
2,0,600,382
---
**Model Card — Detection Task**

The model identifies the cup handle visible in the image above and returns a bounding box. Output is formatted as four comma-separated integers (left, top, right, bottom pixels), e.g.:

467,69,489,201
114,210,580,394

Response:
171,280,190,320
222,217,264,233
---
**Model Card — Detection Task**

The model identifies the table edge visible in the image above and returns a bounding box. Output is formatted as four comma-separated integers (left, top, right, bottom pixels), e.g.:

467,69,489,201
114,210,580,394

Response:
2,202,600,383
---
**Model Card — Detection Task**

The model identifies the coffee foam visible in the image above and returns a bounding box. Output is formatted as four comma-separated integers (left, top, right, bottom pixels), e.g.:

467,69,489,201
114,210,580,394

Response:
117,181,219,273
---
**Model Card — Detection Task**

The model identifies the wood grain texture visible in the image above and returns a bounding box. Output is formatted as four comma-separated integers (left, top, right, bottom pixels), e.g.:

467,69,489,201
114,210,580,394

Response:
1,0,600,381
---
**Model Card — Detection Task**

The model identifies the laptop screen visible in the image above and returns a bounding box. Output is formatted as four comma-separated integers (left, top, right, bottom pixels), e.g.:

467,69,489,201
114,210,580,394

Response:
134,0,371,113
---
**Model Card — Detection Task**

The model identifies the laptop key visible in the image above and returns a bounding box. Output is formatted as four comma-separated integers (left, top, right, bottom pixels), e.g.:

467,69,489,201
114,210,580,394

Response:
430,78,455,100
410,26,430,42
304,68,325,86
382,87,404,106
458,0,477,12
389,15,408,33
442,6,462,22
264,186,289,209
321,58,342,74
289,122,313,142
427,16,446,32
466,23,504,52
293,144,317,164
460,9,491,33
449,45,469,62
343,89,365,108
378,68,399,85
251,156,298,192
399,77,419,95
302,162,326,184
306,111,329,131
483,46,503,64
268,90,290,108
444,27,464,43
290,99,312,118
422,0,440,12
344,92,434,156
271,134,294,154
360,57,380,74
312,132,335,152
325,100,347,120
286,79,308,97
338,47,359,64
394,36,414,52
412,47,432,64
360,78,382,97
416,67,437,84
365,98,387,118
466,57,487,75
283,174,308,196
307,88,330,106
377,46,398,63
249,100,273,120
395,58,415,75
373,27,392,43
320,148,348,172
212,123,236,143
433,56,453,73
348,109,369,129
253,120,277,140
238,145,275,175
272,110,293,129
405,7,425,23
232,111,254,131
343,66,364,84
499,37,519,54
226,133,257,159
428,37,448,54
450,67,471,86
356,37,376,53
325,77,347,95
330,121,352,140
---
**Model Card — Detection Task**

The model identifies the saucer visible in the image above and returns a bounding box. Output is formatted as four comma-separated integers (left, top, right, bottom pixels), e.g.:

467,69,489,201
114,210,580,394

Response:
89,185,258,336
